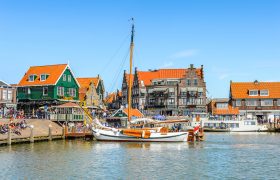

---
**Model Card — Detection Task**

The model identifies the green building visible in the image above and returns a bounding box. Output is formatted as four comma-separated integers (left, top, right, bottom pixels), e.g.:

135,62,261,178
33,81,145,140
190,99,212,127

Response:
17,64,80,115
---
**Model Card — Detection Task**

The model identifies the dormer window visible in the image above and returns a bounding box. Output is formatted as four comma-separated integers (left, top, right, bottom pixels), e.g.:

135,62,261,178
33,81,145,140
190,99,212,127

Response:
40,74,48,81
260,90,269,96
29,75,36,82
249,90,258,96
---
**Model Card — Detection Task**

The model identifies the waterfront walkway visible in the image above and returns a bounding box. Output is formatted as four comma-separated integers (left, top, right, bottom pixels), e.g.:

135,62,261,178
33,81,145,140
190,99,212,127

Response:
0,119,62,141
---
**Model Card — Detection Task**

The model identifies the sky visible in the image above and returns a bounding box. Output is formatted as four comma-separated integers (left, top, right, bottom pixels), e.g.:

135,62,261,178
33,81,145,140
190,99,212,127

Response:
0,0,279,98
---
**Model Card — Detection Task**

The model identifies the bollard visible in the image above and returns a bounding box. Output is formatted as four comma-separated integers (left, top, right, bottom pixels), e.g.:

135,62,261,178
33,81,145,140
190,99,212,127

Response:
62,125,65,139
48,125,52,141
7,127,12,145
30,125,34,143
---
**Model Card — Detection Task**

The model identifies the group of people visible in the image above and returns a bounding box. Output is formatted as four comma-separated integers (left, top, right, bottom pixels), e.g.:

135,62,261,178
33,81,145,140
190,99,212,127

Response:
0,119,27,136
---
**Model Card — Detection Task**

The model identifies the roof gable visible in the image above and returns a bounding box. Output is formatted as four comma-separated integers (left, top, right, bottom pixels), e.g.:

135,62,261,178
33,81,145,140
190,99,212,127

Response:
77,78,98,89
137,68,202,86
0,80,10,87
18,64,68,86
230,81,280,99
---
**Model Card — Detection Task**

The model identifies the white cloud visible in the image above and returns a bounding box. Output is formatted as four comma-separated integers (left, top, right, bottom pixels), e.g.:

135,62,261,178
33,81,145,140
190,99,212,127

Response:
160,61,174,68
171,49,198,59
218,74,229,80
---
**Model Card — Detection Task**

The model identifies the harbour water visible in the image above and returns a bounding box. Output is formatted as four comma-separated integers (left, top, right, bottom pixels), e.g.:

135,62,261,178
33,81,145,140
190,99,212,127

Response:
0,133,279,179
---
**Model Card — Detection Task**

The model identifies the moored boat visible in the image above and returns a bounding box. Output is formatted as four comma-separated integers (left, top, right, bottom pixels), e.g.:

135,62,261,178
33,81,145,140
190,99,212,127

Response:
202,119,268,132
90,19,193,142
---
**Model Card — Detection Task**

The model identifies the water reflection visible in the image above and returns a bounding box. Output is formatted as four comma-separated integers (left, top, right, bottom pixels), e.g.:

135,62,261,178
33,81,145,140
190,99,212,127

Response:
0,133,279,179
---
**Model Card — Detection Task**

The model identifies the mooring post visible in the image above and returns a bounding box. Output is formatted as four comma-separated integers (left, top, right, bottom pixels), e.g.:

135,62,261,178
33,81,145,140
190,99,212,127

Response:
48,124,52,141
7,126,12,145
30,125,34,143
62,125,65,139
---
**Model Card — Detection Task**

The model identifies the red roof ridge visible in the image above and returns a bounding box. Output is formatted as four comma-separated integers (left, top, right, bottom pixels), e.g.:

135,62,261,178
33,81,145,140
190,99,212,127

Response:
29,63,68,68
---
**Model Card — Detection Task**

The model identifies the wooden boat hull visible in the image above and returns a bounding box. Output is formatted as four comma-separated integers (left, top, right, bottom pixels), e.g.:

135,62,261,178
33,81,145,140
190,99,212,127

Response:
92,129,188,142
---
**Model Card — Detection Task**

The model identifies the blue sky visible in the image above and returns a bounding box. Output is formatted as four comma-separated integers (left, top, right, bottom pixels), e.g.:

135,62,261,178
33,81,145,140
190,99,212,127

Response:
0,0,279,98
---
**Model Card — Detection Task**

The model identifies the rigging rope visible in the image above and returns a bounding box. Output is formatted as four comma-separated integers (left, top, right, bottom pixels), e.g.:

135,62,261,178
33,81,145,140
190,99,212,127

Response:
109,47,130,92
99,34,130,75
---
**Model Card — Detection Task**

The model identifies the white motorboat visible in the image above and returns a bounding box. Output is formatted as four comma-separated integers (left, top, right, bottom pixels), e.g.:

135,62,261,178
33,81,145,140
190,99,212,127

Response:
202,119,268,132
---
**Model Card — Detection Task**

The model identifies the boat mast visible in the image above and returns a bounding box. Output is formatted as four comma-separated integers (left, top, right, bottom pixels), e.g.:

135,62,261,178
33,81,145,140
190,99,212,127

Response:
127,18,134,122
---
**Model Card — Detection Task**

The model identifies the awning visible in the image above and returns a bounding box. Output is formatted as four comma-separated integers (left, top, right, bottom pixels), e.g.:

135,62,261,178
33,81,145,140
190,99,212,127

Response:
168,88,175,92
187,87,198,91
198,88,204,92
154,88,167,92
140,89,147,93
180,88,187,92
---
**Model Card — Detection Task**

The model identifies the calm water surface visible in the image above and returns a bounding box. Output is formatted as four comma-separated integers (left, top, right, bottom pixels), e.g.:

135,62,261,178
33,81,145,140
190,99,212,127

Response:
0,133,280,180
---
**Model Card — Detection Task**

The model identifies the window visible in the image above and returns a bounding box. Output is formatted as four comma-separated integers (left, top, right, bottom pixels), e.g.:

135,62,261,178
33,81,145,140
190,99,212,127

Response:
57,87,64,96
27,88,31,95
29,75,36,82
149,98,155,104
169,92,175,96
246,100,257,106
189,91,196,96
197,98,203,105
187,98,196,105
186,79,191,86
40,74,47,81
198,92,203,97
193,79,198,86
249,90,258,96
260,90,269,96
235,100,241,106
68,88,76,97
68,75,71,82
261,99,273,106
63,74,66,81
168,98,175,105
278,99,280,106
217,103,228,109
2,89,7,100
43,87,48,96
7,90,12,100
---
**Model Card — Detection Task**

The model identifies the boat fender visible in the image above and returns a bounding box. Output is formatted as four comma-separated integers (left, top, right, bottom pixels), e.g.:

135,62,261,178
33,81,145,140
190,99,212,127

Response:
112,128,118,134
142,130,145,138
95,130,100,137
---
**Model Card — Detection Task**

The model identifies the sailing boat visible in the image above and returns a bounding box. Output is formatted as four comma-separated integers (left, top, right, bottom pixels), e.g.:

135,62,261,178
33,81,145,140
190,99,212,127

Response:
91,19,189,142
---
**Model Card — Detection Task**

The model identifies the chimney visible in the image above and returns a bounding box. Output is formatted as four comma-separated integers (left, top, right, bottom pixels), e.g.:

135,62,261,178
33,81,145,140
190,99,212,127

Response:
201,65,204,79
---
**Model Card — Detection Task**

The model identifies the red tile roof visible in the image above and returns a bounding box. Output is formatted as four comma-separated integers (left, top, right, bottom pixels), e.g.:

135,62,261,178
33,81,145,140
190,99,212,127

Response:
18,64,68,86
137,68,202,86
76,77,99,88
77,77,100,101
230,81,280,99
125,74,134,84
213,105,239,115
105,93,116,104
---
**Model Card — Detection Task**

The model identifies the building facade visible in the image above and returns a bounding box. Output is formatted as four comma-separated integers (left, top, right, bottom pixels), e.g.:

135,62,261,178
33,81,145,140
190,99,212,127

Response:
230,80,280,122
122,64,207,116
121,71,133,107
17,64,80,114
208,98,239,120
77,77,100,107
0,81,17,118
